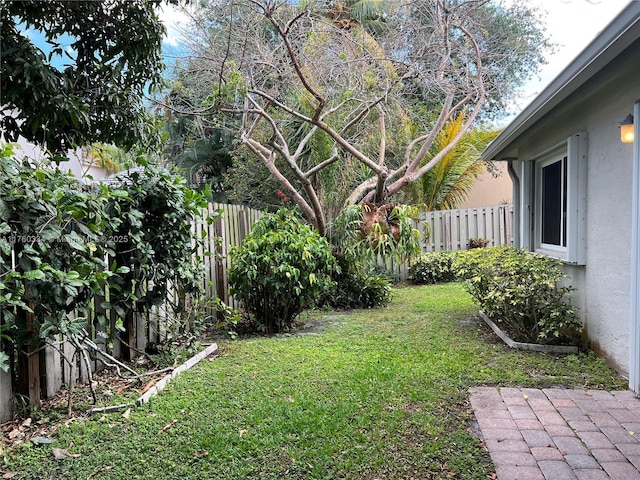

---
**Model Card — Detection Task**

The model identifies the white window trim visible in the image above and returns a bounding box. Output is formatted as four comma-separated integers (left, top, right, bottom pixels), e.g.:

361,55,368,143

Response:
535,152,567,257
525,134,587,265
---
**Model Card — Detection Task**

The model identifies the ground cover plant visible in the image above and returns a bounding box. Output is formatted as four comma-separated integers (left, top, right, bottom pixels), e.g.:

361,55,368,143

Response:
1,284,625,480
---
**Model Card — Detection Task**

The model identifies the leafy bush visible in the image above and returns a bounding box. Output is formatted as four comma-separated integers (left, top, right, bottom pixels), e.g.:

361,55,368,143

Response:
408,251,458,284
453,246,582,345
467,237,490,249
0,147,113,373
331,203,423,264
318,252,392,309
0,145,210,373
103,163,211,321
228,209,336,333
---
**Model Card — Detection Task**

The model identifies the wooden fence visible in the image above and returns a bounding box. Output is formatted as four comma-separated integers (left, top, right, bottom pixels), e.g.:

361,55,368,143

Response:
0,203,511,421
422,204,513,252
379,204,514,280
0,203,264,422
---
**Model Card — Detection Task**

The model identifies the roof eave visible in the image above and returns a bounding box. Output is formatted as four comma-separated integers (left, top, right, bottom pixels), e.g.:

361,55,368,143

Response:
482,1,640,162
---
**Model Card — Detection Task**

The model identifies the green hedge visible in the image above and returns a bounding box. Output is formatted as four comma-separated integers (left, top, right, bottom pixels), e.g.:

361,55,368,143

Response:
408,251,459,284
452,246,582,345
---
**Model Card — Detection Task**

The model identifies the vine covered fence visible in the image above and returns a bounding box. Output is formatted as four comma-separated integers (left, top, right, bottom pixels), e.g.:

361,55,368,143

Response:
0,203,263,422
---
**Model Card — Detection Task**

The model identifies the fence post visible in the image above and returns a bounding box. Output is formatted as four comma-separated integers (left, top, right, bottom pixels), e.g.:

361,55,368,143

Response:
0,337,11,421
17,302,41,407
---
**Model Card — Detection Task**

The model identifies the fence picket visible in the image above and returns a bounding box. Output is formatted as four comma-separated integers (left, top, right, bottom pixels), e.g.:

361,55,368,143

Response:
0,367,11,422
63,337,77,387
44,338,63,398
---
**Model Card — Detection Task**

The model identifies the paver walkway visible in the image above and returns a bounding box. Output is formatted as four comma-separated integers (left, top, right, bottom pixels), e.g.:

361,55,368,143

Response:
470,387,640,479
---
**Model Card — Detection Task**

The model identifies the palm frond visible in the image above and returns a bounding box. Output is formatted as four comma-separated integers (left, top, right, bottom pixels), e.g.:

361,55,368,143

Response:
410,113,499,210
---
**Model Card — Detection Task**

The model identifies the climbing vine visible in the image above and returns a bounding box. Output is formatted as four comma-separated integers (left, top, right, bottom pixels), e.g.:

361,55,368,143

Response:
0,144,210,376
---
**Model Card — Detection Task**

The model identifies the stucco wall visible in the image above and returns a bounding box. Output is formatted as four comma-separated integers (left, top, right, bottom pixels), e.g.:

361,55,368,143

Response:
461,163,513,209
509,42,640,375
13,137,108,183
580,81,634,375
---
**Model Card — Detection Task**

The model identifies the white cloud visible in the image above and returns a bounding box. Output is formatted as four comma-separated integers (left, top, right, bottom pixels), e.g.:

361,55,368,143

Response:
157,3,191,47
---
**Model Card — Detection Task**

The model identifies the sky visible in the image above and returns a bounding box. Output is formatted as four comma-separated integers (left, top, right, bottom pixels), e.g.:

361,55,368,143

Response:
502,0,632,119
21,0,634,120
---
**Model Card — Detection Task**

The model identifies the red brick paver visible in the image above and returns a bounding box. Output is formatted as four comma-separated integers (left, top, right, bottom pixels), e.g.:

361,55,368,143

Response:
470,387,640,479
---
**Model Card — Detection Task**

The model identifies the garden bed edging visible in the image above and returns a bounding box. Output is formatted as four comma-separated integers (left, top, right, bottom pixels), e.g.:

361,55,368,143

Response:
478,311,579,354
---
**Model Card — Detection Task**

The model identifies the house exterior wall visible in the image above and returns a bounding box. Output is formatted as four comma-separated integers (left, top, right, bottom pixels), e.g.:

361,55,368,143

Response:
509,41,640,374
12,137,108,183
461,163,513,209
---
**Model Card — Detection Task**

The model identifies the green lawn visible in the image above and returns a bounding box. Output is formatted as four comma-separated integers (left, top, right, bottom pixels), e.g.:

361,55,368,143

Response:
2,283,626,479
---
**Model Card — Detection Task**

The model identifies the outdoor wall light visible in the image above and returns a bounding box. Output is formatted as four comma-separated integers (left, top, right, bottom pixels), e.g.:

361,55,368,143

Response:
620,113,635,143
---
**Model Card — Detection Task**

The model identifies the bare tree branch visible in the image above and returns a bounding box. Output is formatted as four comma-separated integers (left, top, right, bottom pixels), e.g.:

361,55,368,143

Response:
165,0,549,229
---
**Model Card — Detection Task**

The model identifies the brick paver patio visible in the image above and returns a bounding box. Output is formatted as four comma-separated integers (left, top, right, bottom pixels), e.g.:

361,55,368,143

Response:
470,387,640,479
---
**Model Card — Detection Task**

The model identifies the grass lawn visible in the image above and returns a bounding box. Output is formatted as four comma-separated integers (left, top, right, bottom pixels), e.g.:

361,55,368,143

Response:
2,283,626,479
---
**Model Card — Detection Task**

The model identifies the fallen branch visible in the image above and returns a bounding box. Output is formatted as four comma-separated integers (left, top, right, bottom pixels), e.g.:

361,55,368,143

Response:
87,465,114,479
69,334,97,404
134,367,173,378
158,419,178,434
79,334,138,378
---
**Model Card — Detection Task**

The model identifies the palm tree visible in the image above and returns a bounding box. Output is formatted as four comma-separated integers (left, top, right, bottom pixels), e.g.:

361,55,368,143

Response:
327,0,388,33
82,143,137,175
407,113,499,211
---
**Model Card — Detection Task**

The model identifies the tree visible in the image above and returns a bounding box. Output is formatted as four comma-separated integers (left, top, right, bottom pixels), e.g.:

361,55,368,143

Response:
82,143,139,175
163,83,237,201
407,113,499,211
0,0,171,153
163,0,549,235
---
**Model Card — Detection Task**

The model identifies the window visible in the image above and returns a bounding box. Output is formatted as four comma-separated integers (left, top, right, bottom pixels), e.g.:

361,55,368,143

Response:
540,156,567,248
527,134,586,264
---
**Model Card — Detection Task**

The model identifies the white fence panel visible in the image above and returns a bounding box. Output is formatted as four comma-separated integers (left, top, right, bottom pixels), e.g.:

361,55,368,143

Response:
420,205,513,253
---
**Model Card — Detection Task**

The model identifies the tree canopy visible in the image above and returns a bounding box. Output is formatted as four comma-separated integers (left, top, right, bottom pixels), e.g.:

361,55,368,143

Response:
163,0,550,234
1,0,171,153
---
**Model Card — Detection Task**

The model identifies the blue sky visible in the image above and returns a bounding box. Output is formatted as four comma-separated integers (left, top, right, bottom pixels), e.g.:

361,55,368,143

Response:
21,27,75,71
20,5,185,74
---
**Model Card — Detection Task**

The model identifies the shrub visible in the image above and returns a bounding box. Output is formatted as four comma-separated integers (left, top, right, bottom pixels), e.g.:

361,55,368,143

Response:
318,252,392,309
467,237,490,249
0,147,209,374
453,246,582,345
103,163,211,323
408,251,458,284
228,209,336,333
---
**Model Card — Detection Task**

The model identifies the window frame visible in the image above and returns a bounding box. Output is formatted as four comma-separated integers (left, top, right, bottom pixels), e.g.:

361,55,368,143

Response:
535,151,568,257
527,134,587,265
